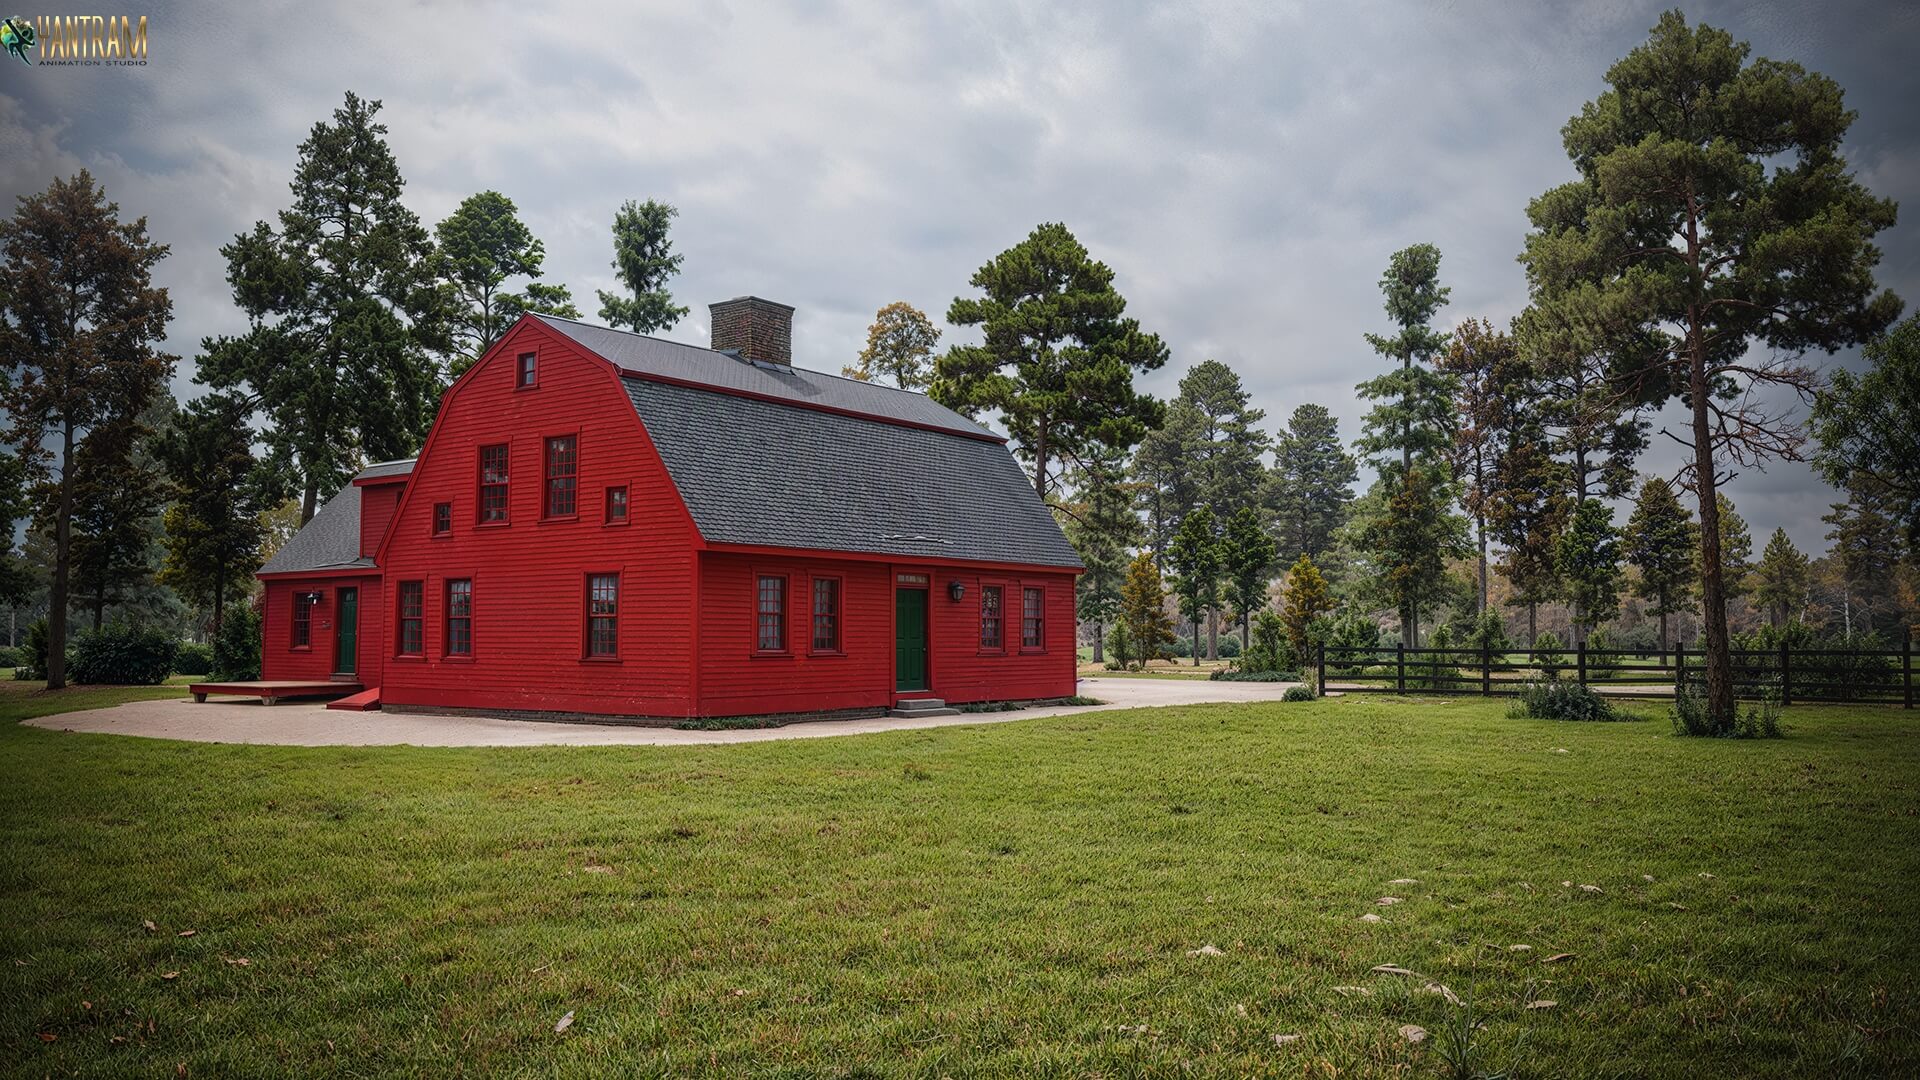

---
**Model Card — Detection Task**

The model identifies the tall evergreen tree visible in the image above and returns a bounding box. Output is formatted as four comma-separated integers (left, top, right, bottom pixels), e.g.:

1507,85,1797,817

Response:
1355,244,1461,646
1118,552,1176,669
1166,506,1222,666
1173,360,1269,525
201,93,449,523
843,301,939,389
1710,494,1753,602
436,190,577,376
1557,498,1622,648
1754,528,1811,628
1060,445,1140,664
1220,505,1278,649
1822,480,1905,635
934,223,1168,502
1280,553,1334,662
157,392,281,639
1439,318,1526,615
1624,476,1697,651
1487,381,1569,645
0,171,173,689
66,403,167,630
1520,11,1901,723
1267,403,1356,565
1813,313,1920,546
595,199,688,334
1133,398,1202,561
0,449,34,611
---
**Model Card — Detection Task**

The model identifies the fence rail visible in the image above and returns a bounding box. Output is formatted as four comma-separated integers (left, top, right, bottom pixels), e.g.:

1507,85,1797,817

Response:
1314,630,1916,708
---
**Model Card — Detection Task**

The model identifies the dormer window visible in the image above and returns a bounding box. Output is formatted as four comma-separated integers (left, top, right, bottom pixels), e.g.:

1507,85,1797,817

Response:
517,352,537,388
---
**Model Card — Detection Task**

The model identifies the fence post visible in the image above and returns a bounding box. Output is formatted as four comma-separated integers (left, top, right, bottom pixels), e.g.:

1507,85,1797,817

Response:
1577,643,1587,687
1904,628,1913,710
1316,642,1327,696
1779,639,1792,707
1396,643,1405,693
1482,645,1492,697
1674,646,1685,702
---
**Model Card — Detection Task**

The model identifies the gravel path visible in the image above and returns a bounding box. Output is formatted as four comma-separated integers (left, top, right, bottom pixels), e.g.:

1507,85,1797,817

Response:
23,676,1303,747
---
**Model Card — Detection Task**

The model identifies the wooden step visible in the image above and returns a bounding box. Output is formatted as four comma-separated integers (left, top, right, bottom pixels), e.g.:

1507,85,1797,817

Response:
326,687,382,712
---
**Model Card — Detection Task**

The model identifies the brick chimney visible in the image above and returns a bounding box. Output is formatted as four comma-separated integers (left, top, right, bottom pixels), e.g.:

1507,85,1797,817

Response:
709,296,794,366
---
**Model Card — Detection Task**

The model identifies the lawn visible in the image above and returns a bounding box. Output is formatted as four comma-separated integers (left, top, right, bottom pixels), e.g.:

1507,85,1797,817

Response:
4,692,1918,1076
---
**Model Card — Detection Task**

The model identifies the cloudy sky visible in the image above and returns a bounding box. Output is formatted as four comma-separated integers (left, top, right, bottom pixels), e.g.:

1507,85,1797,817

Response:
3,0,1915,553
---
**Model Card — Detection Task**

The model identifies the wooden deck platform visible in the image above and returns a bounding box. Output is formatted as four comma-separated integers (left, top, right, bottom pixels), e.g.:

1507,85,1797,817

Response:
189,680,361,706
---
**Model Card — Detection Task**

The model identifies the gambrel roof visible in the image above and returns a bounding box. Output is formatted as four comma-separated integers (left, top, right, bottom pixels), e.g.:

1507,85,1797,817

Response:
258,459,415,575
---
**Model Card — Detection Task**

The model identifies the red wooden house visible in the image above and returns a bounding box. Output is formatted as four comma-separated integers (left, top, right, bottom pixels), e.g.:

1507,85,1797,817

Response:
252,297,1082,722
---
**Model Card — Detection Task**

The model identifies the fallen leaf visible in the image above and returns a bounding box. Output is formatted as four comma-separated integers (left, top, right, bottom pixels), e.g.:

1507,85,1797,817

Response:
529,965,549,974
142,920,157,933
37,1032,56,1043
1551,748,1570,754
1579,884,1603,894
730,988,749,997
1115,1023,1149,1035
1388,878,1419,885
1508,944,1532,952
1642,874,1655,882
177,1064,187,1078
223,957,250,967
1331,985,1372,996
582,865,615,875
1422,982,1463,1005
1187,944,1225,957
1666,902,1688,910
1560,881,1573,888
1359,913,1383,923
81,1000,92,1010
1526,999,1557,1010
1273,1033,1301,1046
110,1036,126,1045
1375,897,1402,906
1370,964,1420,977
176,930,197,938
553,1010,575,1034
1698,872,1716,879
160,971,180,981
1399,1024,1428,1044
1542,953,1575,964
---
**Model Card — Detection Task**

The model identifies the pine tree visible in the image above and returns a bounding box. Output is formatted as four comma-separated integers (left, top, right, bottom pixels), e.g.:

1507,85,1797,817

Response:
935,223,1168,501
1754,529,1812,628
1166,506,1222,667
66,404,167,631
1557,498,1622,648
1361,464,1465,648
1488,394,1569,645
1813,313,1920,546
1822,481,1905,635
1174,360,1269,525
843,301,939,389
1624,477,1697,652
595,199,688,334
436,190,577,376
201,93,448,523
1221,506,1278,649
1709,494,1753,602
0,171,173,689
0,450,33,610
1060,445,1140,663
1281,553,1333,661
1439,318,1526,615
157,392,281,639
1267,403,1356,565
1119,552,1175,670
1133,398,1203,561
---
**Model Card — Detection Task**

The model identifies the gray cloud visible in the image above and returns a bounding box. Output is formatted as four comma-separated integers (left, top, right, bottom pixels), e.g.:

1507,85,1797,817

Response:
1,0,1913,555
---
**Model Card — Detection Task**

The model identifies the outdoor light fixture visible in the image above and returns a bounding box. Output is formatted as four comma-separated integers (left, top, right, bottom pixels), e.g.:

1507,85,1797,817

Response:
948,581,966,602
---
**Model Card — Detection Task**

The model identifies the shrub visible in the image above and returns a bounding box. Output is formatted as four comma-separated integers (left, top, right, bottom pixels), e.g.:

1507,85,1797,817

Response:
1282,685,1316,702
1209,668,1301,682
22,618,52,680
69,623,178,685
1104,621,1134,670
1217,634,1241,659
213,604,262,681
1239,609,1294,675
1586,627,1621,681
1509,678,1622,722
1324,613,1381,677
1463,610,1511,654
1672,686,1783,738
173,641,215,676
0,644,17,669
1531,630,1565,679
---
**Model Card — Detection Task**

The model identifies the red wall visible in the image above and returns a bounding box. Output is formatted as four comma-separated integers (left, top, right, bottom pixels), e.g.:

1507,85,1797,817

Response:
696,551,1077,715
260,574,384,686
358,481,404,558
374,321,702,717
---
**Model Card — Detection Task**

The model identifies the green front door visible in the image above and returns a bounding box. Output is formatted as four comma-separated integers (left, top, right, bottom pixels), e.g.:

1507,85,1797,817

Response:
334,587,358,676
895,588,928,692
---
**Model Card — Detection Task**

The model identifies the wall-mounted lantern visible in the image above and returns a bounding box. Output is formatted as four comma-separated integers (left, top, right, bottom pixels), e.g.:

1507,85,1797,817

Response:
948,580,966,602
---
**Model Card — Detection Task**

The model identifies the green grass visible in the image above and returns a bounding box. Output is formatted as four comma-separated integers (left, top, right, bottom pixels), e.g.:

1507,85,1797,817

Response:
4,692,1919,1076
0,678,188,723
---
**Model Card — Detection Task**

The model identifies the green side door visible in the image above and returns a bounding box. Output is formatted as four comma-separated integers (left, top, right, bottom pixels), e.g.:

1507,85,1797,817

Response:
895,588,928,692
334,587,358,676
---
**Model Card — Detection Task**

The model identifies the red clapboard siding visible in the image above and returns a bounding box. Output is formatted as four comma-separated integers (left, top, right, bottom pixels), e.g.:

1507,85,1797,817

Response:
260,574,384,686
374,320,701,718
357,481,404,558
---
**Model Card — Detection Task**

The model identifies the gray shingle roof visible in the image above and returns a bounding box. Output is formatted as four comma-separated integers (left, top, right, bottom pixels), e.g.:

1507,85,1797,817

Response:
533,314,998,441
258,459,415,575
624,377,1082,569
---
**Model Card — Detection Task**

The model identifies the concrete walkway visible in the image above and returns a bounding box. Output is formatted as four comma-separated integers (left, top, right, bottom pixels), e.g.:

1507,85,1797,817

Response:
23,676,1301,748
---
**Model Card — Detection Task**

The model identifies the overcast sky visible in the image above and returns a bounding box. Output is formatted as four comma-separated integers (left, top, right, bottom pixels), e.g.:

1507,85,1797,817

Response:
3,0,1915,553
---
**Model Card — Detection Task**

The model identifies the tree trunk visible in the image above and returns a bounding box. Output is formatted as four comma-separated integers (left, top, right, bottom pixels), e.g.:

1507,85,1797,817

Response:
1658,599,1670,654
1090,621,1104,664
1191,616,1201,667
1032,420,1049,502
48,423,74,690
212,562,227,641
1476,515,1488,617
91,590,104,632
301,478,319,525
1528,601,1537,647
1242,612,1251,651
1206,609,1218,661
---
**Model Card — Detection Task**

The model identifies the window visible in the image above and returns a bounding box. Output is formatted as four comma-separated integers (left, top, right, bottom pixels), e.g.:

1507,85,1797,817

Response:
445,579,472,656
586,574,619,658
1022,587,1045,649
517,351,537,388
604,485,628,525
980,585,1003,650
756,575,786,652
432,502,451,536
544,435,577,517
811,577,841,652
478,444,509,523
292,592,318,648
397,581,424,655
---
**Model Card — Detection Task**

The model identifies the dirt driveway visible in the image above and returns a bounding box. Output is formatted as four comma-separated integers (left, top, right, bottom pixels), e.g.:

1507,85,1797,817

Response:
24,676,1303,748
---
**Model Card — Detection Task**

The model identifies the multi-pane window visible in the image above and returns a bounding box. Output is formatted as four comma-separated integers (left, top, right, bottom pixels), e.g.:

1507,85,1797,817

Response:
1022,587,1045,649
478,445,509,523
544,435,577,517
586,574,618,658
397,581,424,655
445,579,473,656
432,502,451,535
756,575,786,652
980,586,1003,650
517,352,537,388
811,577,840,652
605,486,628,524
292,592,318,648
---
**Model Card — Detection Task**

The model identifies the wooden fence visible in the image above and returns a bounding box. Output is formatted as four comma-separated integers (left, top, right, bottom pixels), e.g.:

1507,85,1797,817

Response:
1315,629,1916,708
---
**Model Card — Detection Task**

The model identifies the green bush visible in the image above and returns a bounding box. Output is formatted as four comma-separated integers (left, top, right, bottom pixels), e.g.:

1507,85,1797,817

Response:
1509,678,1623,722
1531,630,1566,679
0,644,17,669
173,641,215,676
1217,634,1242,658
69,623,178,685
1463,610,1511,654
1324,613,1380,677
213,604,262,681
1672,686,1782,738
1208,669,1301,682
22,618,52,680
1238,609,1294,675
1282,685,1316,702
